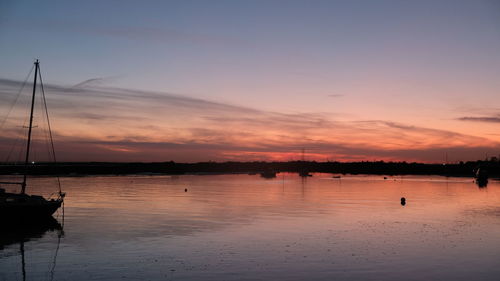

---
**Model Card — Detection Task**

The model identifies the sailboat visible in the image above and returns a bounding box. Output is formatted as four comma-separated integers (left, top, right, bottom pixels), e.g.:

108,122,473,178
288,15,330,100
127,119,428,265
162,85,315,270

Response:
0,60,65,222
260,169,277,179
474,166,488,188
298,148,312,177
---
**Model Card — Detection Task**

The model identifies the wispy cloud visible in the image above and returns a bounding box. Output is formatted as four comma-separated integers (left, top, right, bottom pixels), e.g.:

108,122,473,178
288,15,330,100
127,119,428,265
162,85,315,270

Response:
457,116,500,123
71,77,118,89
1,77,499,163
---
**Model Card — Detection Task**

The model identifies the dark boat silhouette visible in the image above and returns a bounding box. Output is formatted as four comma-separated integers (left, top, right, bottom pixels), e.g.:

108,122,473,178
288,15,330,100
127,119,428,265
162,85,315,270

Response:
474,167,488,188
260,170,277,178
0,188,63,221
0,60,65,221
299,170,312,177
298,148,312,177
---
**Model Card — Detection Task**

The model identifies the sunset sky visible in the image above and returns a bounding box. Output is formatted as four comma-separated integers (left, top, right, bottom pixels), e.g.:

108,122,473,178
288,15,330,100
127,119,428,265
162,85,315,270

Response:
1,0,500,163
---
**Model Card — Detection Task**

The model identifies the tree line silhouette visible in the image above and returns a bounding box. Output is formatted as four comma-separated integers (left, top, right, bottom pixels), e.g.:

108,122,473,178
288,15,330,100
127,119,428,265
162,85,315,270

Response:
1,159,499,177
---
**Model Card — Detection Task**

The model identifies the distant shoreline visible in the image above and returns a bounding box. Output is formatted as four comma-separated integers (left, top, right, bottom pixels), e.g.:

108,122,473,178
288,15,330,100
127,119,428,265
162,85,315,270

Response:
0,160,498,177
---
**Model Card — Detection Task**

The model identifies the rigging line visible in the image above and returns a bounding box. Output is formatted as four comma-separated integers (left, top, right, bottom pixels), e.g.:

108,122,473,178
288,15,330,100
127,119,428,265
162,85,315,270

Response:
38,66,62,192
31,94,41,163
5,83,36,163
11,106,33,163
38,82,53,163
4,133,24,163
1,66,35,163
48,231,63,281
0,65,35,130
4,131,28,166
16,138,25,164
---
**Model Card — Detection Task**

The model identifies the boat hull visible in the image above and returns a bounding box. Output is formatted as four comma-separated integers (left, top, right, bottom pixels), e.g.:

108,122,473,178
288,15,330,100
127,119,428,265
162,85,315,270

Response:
0,192,62,222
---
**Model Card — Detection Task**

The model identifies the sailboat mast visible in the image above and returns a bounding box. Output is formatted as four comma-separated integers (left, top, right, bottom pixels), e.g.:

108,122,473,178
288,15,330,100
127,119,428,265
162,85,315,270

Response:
21,60,39,194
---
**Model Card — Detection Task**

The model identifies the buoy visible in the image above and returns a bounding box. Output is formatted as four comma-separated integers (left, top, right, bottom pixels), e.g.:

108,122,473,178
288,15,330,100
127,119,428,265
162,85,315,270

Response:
185,188,188,192
400,197,406,206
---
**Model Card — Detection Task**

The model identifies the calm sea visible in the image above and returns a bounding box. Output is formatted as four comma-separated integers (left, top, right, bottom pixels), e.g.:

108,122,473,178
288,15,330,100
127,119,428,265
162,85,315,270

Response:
1,174,499,281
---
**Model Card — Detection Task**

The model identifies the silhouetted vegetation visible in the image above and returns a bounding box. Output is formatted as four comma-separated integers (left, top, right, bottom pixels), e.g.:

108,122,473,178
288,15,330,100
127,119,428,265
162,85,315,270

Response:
1,159,500,177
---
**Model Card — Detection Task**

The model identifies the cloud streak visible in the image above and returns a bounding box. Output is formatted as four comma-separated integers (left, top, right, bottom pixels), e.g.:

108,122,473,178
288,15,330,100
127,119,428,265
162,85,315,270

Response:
457,116,500,123
1,77,499,163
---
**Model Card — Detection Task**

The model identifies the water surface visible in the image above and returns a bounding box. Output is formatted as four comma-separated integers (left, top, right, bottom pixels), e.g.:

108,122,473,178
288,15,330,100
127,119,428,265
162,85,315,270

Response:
1,174,499,280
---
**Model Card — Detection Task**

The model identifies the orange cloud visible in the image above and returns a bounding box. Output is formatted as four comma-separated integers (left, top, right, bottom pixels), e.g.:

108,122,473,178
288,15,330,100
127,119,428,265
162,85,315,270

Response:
1,78,499,163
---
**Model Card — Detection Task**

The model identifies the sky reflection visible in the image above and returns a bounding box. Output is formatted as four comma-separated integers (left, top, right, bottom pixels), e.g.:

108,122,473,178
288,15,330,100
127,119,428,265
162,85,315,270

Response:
1,174,499,280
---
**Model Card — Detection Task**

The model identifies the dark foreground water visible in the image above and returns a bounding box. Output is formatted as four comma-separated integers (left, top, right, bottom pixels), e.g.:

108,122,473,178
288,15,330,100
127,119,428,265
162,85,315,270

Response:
1,174,499,281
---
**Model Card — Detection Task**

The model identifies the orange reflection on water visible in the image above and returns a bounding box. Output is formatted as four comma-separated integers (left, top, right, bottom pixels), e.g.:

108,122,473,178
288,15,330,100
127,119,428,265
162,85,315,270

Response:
2,174,499,280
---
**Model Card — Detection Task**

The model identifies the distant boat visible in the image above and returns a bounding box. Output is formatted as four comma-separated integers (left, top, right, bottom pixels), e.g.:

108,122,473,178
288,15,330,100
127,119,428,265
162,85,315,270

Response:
298,148,312,177
260,170,277,179
474,167,488,187
0,60,65,222
299,171,312,177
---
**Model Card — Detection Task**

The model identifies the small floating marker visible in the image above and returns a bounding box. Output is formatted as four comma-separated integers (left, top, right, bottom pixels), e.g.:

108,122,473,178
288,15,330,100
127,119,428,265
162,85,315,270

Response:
185,188,188,192
383,176,387,180
400,197,406,206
